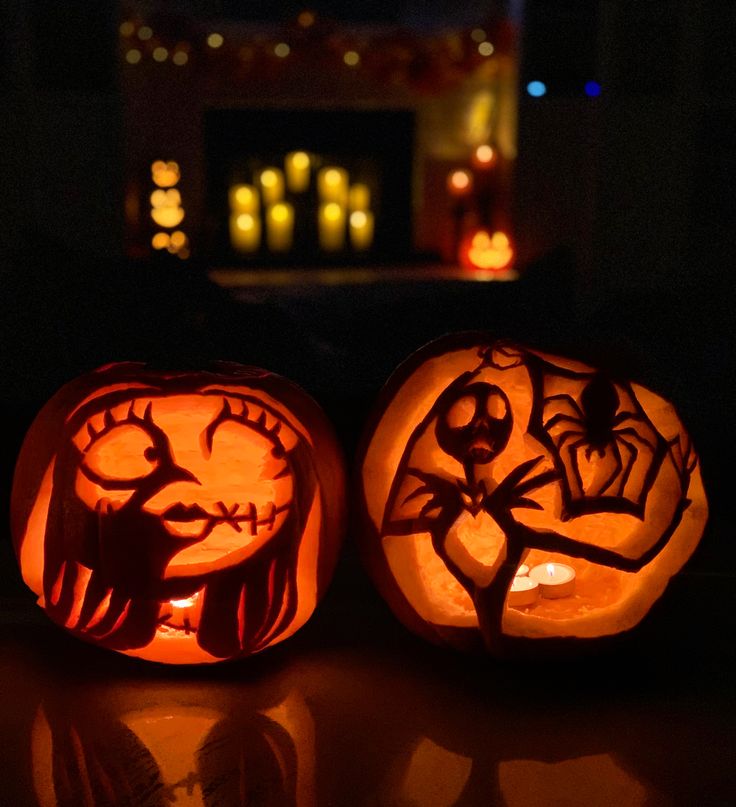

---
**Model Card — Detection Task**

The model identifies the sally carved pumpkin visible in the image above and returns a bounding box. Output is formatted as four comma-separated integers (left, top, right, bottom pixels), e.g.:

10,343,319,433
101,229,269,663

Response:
11,362,345,664
357,334,708,654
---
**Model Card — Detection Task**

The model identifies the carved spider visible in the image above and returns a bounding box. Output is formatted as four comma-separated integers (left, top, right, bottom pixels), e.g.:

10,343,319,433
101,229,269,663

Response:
542,374,660,508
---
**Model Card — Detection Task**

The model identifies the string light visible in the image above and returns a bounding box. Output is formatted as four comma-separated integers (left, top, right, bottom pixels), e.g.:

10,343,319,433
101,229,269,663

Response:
137,26,152,41
344,50,360,67
298,10,316,27
207,33,224,49
526,80,546,97
477,41,494,56
584,80,601,97
152,47,168,62
119,21,134,37
471,28,486,43
172,51,188,66
274,42,290,58
125,49,142,64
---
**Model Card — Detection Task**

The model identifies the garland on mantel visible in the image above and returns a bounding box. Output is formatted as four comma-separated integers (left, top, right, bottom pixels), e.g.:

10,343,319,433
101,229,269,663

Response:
119,7,516,94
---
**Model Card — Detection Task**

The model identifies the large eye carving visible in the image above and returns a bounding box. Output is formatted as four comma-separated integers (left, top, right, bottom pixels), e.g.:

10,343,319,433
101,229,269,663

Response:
80,407,164,487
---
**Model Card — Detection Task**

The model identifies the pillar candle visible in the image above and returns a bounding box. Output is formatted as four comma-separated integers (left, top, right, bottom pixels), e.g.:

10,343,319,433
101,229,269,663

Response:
266,202,294,252
259,168,285,206
319,202,346,251
229,184,259,213
349,210,374,251
230,212,261,253
318,166,348,206
285,151,311,193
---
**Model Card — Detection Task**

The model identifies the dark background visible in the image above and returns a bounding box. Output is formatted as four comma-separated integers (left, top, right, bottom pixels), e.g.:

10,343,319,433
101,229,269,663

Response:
0,3,735,804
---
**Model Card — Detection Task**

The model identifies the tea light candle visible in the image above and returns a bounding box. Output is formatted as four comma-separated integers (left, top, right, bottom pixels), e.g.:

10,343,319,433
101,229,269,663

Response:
285,151,311,193
319,201,346,251
318,166,348,206
259,168,285,206
529,563,576,599
266,202,294,252
507,575,539,607
230,212,261,252
229,184,259,213
349,209,374,251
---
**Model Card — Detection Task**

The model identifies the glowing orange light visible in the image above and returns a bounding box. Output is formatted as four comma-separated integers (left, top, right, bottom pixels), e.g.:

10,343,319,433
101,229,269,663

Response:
151,161,180,188
170,593,199,609
298,10,316,27
151,233,170,250
447,169,473,196
461,229,514,272
473,145,495,167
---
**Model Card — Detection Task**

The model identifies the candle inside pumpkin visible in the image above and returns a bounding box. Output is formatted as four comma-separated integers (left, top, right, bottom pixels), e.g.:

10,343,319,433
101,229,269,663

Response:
529,562,576,599
507,574,539,607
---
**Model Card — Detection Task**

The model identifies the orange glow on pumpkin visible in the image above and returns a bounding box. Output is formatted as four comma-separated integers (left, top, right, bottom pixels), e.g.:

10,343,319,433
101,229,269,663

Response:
11,363,345,664
357,335,708,655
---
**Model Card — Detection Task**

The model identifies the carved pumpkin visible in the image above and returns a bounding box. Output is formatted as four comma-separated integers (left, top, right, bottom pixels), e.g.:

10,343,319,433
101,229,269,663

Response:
357,334,708,654
11,362,345,664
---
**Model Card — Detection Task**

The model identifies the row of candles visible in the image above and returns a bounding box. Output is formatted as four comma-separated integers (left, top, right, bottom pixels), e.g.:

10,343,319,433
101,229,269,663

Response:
507,562,576,607
229,152,374,253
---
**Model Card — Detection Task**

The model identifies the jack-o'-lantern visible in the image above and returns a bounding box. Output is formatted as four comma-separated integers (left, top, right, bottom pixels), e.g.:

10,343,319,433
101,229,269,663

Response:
357,334,708,654
11,362,345,664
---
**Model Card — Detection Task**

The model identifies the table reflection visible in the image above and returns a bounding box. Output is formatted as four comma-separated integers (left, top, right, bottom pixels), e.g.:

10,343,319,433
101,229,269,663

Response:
30,683,314,807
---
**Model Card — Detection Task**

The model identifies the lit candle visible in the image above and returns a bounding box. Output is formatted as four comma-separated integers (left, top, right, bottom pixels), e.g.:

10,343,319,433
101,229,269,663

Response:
230,212,261,252
259,167,285,206
229,183,259,213
266,201,294,252
472,144,495,169
507,575,539,607
318,166,348,206
349,209,374,251
319,201,346,251
529,563,576,599
285,151,311,193
349,182,370,211
447,168,473,197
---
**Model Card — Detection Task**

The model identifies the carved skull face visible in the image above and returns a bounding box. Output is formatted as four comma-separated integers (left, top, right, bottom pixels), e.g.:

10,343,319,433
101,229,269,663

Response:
435,382,512,467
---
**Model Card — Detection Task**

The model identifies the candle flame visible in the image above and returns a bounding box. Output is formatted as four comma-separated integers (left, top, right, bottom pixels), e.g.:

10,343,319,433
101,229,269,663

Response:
546,563,555,577
170,593,199,609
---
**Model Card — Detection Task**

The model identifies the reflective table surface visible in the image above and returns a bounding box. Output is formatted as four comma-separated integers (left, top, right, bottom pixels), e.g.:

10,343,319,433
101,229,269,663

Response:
1,523,734,807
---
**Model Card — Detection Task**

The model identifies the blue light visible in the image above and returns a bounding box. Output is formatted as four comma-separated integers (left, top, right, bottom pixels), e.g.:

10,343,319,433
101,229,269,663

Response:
526,80,547,98
584,80,601,97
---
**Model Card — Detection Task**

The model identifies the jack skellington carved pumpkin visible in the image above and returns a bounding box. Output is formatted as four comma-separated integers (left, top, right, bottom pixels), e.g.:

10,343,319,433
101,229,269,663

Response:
11,362,345,663
357,334,708,654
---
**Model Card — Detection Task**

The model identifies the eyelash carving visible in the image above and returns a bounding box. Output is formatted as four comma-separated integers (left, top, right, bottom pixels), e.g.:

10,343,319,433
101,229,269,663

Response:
204,398,286,459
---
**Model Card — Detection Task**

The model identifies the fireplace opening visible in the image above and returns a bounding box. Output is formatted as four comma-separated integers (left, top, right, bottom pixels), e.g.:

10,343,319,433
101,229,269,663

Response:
205,108,415,266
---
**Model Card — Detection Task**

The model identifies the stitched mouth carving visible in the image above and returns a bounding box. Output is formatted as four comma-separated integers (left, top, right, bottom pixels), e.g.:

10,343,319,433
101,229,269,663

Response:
160,500,288,540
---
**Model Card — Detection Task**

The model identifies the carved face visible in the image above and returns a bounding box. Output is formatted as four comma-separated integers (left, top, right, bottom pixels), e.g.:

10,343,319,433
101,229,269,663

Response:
12,363,345,664
435,382,512,467
357,335,708,654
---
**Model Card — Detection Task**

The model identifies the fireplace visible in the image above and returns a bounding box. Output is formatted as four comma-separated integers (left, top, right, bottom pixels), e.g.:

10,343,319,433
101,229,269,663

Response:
204,108,415,265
